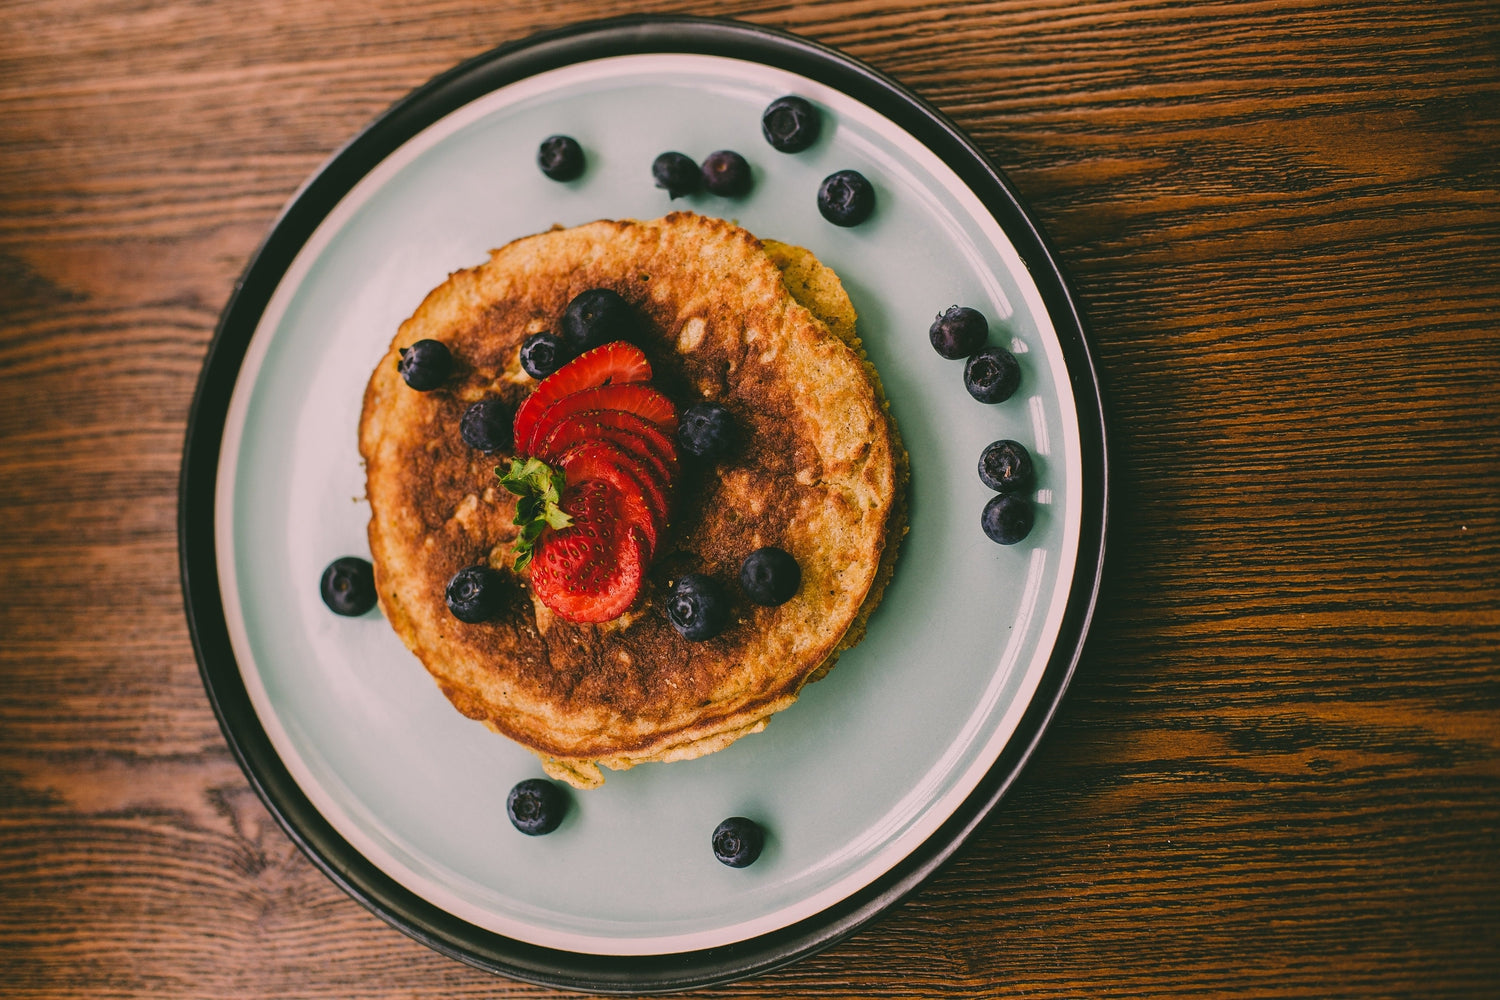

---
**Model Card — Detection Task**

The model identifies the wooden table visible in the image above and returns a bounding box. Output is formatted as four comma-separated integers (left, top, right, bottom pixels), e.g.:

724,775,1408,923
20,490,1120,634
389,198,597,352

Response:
3,1,1496,996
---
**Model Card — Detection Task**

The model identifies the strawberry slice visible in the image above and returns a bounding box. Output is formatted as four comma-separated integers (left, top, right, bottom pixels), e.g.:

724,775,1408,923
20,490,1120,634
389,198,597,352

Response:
539,418,674,506
538,409,680,483
529,479,647,623
556,440,666,557
524,383,678,455
588,409,680,477
555,423,672,486
513,341,652,453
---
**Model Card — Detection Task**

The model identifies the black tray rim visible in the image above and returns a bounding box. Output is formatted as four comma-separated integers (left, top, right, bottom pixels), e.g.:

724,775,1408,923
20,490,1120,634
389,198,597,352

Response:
177,13,1109,994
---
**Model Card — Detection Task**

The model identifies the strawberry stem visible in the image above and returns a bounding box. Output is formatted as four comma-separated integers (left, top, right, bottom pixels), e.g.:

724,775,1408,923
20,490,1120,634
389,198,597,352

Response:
497,457,572,571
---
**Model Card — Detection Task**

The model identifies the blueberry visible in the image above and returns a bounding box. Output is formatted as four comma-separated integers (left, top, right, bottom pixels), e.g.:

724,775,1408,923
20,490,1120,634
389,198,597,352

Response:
667,573,730,641
677,401,736,460
520,332,569,379
653,151,700,198
817,169,875,227
701,150,753,197
762,96,821,153
965,346,1021,403
978,440,1034,494
446,564,505,623
561,288,635,353
929,306,987,360
460,398,511,454
537,135,584,181
739,546,801,606
320,556,377,616
712,817,765,868
397,339,452,391
981,493,1034,545
507,778,567,836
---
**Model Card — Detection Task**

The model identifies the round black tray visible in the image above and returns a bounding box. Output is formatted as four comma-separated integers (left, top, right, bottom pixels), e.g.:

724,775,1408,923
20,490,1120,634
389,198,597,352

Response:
178,14,1108,994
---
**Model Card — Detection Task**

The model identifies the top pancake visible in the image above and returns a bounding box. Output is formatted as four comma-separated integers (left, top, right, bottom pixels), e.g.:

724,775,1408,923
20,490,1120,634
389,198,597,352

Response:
359,212,902,787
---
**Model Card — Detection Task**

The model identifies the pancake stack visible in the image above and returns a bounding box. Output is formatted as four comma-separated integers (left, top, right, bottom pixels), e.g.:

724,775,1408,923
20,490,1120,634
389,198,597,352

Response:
359,212,906,787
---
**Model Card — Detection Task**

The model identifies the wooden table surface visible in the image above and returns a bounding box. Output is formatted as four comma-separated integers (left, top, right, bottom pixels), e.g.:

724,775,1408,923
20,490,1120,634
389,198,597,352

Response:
3,1,1497,996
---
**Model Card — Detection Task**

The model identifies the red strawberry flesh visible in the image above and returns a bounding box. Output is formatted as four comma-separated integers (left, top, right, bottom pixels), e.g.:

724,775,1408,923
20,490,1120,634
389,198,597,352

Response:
507,340,685,624
556,440,665,556
525,382,677,454
529,479,646,623
539,408,679,482
513,341,652,452
542,420,672,486
539,418,674,520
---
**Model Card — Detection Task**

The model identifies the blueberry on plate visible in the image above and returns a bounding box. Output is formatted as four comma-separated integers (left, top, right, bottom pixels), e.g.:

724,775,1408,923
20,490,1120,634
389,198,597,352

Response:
507,778,567,836
396,339,452,391
964,345,1022,403
519,332,569,379
446,564,505,623
978,440,1034,494
677,401,736,460
817,169,875,227
536,134,584,181
712,817,765,868
982,493,1034,545
460,398,511,454
667,573,730,641
761,95,820,153
320,556,377,616
652,151,700,198
929,305,987,360
560,288,635,354
701,150,753,197
739,546,801,606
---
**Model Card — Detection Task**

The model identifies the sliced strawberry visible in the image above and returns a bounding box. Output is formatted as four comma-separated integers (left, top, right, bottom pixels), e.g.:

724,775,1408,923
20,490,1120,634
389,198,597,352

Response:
513,341,652,453
543,420,671,485
529,479,646,623
561,439,669,538
539,408,680,483
538,416,674,503
524,383,678,455
556,440,665,557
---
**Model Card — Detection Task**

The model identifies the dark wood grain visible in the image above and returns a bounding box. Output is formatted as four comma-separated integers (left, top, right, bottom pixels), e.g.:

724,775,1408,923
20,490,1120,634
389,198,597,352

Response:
2,0,1496,996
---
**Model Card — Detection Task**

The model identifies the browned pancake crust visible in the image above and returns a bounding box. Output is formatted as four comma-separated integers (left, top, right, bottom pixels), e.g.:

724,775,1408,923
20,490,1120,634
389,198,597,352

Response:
359,213,902,786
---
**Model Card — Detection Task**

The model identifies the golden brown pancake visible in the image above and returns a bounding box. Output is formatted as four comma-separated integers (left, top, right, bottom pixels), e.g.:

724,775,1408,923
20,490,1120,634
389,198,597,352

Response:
360,212,905,787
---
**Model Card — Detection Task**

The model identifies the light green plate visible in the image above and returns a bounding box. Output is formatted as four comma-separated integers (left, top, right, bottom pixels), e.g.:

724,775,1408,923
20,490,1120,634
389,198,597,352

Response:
211,49,1086,959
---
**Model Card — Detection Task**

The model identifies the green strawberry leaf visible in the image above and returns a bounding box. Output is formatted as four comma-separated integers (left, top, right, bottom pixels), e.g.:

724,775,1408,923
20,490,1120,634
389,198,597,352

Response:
498,457,571,571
